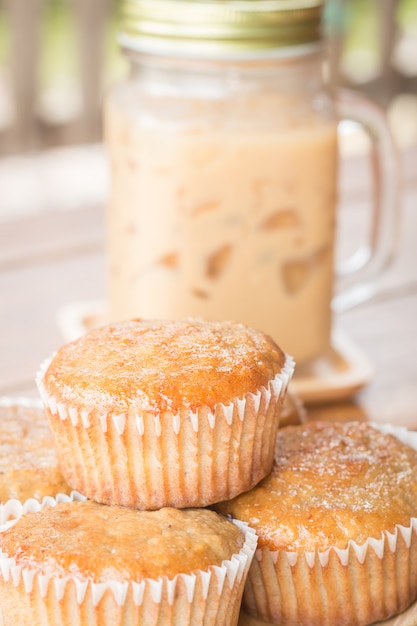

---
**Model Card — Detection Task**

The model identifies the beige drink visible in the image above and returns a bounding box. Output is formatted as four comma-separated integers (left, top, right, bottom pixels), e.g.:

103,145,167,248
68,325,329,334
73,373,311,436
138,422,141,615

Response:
105,96,338,365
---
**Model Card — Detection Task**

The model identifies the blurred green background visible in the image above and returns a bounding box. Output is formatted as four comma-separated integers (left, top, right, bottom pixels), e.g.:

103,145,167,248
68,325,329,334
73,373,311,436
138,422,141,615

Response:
0,0,416,90
0,0,416,154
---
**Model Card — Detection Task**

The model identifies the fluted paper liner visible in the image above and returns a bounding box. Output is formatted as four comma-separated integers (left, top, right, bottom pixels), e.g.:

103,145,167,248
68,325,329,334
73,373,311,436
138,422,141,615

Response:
0,498,258,626
36,354,294,510
238,602,417,626
0,397,86,524
0,491,86,527
239,424,417,626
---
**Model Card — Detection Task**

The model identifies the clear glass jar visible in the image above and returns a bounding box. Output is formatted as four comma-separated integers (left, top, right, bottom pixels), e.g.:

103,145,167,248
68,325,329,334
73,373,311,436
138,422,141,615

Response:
104,0,398,366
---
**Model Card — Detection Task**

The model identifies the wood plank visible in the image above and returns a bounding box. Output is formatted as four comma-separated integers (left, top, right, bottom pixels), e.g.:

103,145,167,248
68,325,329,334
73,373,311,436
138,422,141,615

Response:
0,205,104,269
0,251,105,398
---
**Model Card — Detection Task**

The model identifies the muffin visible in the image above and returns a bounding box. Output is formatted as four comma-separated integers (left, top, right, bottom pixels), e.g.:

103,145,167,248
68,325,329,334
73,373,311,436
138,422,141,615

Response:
0,397,73,522
36,318,294,510
0,499,257,626
215,421,417,626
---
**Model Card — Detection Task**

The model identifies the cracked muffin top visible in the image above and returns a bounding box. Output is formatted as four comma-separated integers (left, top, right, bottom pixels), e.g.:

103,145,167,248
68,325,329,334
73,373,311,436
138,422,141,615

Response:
41,317,286,415
0,501,245,582
215,421,417,551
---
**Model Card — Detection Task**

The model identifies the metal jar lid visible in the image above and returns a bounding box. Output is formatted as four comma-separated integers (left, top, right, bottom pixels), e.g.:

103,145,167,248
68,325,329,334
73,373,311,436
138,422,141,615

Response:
119,0,325,58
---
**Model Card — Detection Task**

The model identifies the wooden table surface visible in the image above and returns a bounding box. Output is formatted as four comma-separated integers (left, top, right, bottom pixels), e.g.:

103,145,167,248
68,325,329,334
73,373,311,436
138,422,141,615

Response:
0,143,416,429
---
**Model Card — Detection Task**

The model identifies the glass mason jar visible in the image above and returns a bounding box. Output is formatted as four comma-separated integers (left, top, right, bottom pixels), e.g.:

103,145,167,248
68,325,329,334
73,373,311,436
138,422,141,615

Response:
104,0,398,366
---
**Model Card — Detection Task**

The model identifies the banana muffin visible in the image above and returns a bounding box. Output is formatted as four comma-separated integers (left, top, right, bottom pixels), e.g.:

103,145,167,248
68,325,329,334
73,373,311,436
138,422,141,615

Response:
216,421,417,626
0,397,71,520
0,500,257,626
36,317,294,510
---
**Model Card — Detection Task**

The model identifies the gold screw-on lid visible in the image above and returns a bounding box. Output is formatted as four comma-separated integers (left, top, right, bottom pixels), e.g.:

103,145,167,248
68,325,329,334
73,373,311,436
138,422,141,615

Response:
119,0,325,58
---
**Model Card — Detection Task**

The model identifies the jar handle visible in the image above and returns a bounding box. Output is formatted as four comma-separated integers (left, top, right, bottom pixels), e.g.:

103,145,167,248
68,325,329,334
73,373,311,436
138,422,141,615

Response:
332,88,401,312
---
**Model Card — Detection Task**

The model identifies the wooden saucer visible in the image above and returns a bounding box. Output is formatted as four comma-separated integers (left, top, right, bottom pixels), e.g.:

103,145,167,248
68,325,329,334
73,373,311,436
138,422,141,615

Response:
290,329,374,404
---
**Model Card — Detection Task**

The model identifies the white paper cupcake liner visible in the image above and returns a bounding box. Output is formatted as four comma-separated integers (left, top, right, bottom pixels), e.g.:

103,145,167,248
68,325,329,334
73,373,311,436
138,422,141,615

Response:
0,491,86,528
240,424,417,626
0,497,258,626
238,602,417,626
36,356,295,435
36,355,294,509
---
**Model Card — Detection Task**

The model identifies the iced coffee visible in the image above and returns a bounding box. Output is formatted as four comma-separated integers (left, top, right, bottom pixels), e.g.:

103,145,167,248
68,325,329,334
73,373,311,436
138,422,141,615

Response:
105,76,338,365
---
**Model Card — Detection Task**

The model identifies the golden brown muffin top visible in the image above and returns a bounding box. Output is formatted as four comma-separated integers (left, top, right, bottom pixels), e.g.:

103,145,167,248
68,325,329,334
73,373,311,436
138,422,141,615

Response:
215,421,417,551
43,318,285,414
0,402,71,502
0,501,244,582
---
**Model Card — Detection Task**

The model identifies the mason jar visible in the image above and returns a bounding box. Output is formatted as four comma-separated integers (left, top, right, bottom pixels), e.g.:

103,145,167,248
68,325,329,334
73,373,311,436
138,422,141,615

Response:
104,0,398,366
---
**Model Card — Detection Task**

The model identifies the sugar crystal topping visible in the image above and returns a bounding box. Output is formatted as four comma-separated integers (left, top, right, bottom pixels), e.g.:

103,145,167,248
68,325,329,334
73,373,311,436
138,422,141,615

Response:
43,318,286,414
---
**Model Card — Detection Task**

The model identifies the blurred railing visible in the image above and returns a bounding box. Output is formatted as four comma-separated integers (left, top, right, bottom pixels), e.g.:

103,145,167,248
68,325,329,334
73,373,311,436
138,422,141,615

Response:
0,0,115,155
0,0,416,156
327,0,417,105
